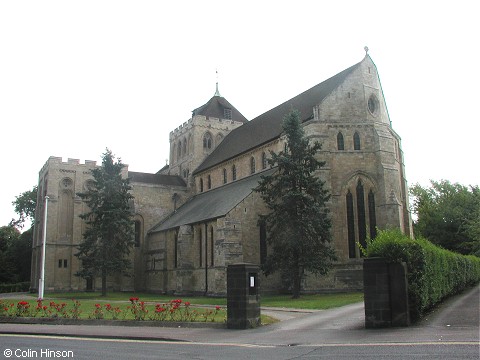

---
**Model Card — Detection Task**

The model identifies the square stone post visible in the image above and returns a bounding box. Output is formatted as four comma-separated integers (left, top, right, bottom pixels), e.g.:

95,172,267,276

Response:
227,263,260,329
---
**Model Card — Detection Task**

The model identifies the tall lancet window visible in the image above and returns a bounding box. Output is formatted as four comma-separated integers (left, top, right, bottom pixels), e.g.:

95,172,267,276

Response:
346,190,355,258
356,180,367,251
337,132,344,150
353,132,361,150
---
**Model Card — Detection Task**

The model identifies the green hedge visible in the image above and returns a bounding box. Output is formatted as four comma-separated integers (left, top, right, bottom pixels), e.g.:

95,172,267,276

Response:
0,282,30,293
365,229,480,321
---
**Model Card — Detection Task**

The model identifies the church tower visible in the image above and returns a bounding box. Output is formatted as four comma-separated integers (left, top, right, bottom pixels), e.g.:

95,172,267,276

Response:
165,84,248,186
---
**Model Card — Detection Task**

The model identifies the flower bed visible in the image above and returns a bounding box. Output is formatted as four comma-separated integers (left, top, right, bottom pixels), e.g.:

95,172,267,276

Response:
0,297,225,324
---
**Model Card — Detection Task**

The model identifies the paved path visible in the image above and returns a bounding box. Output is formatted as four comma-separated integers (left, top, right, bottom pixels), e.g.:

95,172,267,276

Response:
1,285,478,346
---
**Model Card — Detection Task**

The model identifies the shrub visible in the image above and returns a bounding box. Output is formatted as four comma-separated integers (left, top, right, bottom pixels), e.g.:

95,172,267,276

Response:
366,229,480,321
0,282,30,293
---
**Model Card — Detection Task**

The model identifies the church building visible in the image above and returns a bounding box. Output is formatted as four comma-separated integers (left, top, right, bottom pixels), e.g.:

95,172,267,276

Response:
30,52,412,295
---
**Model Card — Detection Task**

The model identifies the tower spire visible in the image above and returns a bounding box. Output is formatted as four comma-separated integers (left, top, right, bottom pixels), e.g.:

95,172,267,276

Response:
214,69,221,97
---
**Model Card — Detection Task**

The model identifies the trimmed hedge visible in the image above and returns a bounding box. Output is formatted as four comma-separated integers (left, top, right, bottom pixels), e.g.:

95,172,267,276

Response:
0,282,30,293
365,229,480,321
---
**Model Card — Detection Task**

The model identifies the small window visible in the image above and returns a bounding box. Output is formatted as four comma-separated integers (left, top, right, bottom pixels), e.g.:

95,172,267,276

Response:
262,152,267,169
203,133,213,149
58,260,62,268
354,132,361,150
207,175,211,189
368,94,378,115
232,165,237,181
200,178,204,192
224,108,232,120
250,156,256,174
223,168,227,184
63,259,68,268
337,132,344,150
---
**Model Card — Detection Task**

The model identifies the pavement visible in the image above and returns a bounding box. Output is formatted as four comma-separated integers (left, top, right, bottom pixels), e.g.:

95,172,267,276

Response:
0,285,478,346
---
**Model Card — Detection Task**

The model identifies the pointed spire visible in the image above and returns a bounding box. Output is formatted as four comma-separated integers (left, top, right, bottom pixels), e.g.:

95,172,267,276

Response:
214,69,221,97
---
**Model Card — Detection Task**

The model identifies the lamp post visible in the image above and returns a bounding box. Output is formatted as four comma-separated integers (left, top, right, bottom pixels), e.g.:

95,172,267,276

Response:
38,195,49,299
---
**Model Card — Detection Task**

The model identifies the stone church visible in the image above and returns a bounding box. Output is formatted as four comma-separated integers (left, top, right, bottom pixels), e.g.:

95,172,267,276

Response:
30,53,412,295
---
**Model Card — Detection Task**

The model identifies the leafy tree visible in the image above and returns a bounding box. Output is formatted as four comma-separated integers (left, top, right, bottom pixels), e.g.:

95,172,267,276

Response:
75,149,135,296
0,225,20,283
255,109,336,298
410,180,480,256
10,186,37,229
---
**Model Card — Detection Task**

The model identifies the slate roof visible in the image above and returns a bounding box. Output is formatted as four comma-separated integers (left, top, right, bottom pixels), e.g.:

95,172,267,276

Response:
192,95,248,124
129,171,186,187
193,61,361,175
149,168,276,233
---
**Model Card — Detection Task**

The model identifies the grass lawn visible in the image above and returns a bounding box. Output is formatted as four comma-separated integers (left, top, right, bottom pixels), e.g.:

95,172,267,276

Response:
1,292,363,324
35,291,364,310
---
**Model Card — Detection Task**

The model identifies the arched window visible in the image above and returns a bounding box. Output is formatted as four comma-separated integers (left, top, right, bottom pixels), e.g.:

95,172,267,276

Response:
207,175,211,189
203,132,213,149
354,132,361,150
346,190,355,258
337,132,344,150
356,180,366,250
223,168,227,184
200,178,204,192
177,141,182,159
262,152,267,169
182,138,187,156
215,133,223,145
250,156,256,174
232,164,237,181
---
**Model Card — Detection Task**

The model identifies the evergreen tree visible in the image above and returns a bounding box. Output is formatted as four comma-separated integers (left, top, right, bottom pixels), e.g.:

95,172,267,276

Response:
255,109,336,298
76,149,135,296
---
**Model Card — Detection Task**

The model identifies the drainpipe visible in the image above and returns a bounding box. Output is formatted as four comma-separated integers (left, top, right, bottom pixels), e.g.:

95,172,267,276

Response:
204,222,208,295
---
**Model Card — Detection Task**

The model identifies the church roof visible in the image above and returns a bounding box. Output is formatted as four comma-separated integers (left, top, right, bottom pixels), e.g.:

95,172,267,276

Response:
149,168,276,233
192,95,248,124
129,171,186,187
193,61,361,175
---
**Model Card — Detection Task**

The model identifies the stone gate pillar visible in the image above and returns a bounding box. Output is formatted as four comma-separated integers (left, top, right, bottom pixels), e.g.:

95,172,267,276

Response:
227,263,260,329
364,257,410,328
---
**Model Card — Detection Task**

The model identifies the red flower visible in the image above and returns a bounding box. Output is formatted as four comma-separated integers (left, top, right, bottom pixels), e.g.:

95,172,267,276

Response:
215,306,221,310
95,303,101,308
184,301,191,307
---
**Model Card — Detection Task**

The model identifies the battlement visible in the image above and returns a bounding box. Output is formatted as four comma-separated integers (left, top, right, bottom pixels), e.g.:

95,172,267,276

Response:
170,118,194,137
39,156,98,176
169,115,243,139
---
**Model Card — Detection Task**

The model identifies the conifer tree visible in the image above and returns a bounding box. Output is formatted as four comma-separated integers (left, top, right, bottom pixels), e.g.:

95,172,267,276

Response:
255,109,336,298
76,149,134,296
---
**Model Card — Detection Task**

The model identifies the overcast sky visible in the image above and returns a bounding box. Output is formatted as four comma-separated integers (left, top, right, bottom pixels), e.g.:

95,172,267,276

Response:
1,0,478,228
